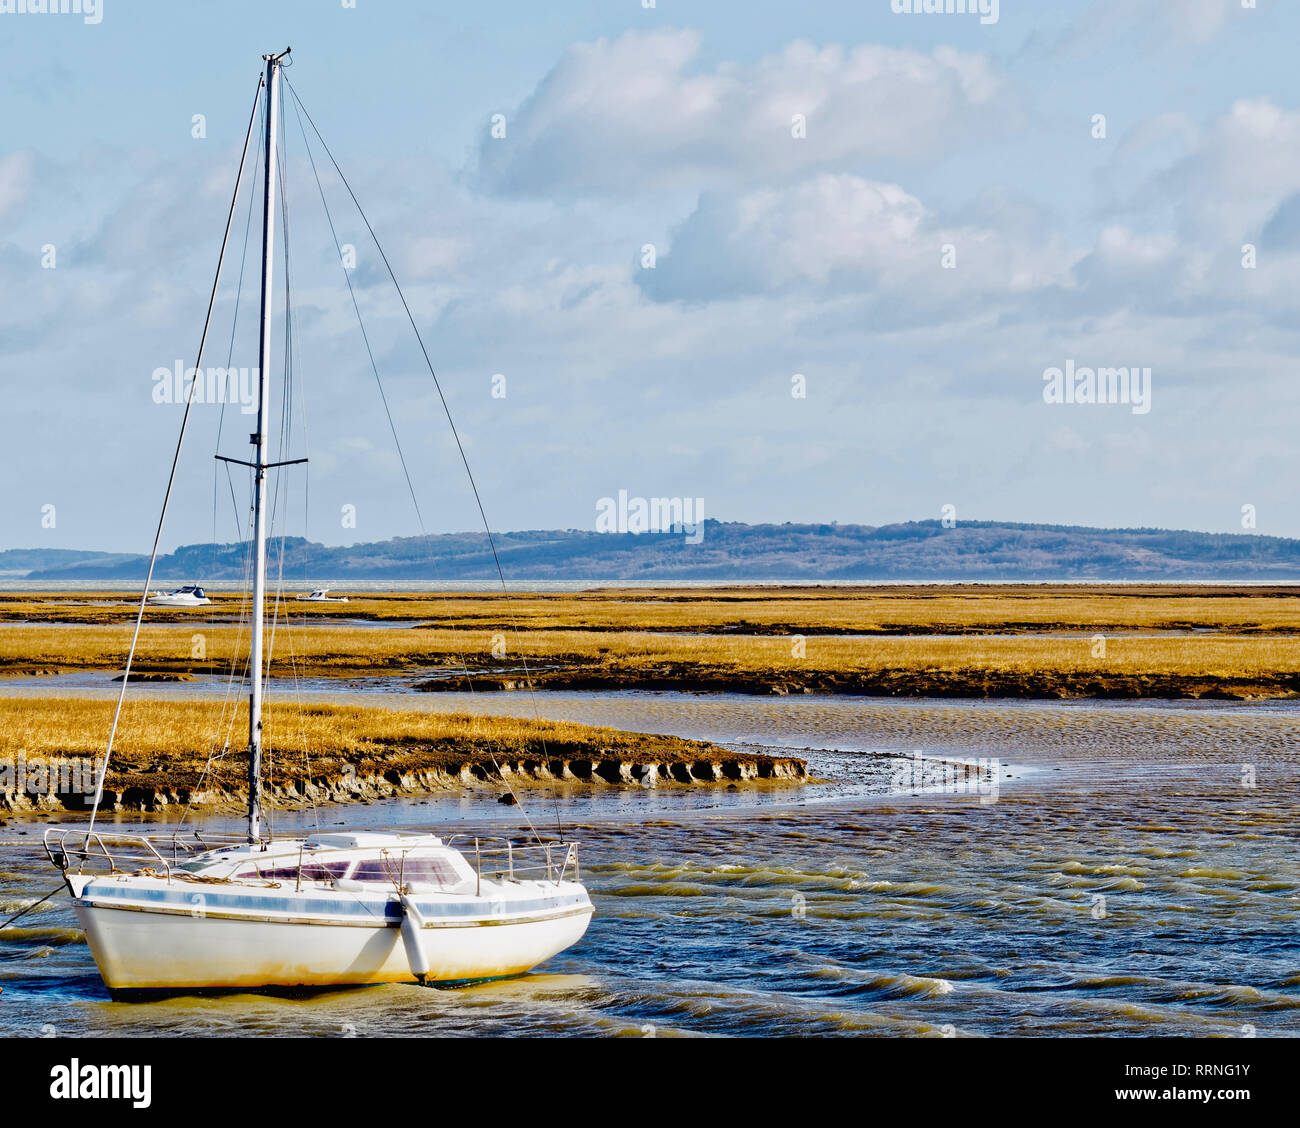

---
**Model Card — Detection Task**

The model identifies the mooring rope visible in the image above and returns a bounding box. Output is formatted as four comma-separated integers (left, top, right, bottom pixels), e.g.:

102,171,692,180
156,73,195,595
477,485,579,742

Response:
0,886,64,932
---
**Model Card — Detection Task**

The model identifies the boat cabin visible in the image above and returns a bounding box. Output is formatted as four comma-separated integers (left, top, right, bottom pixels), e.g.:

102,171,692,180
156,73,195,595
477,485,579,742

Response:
173,832,478,893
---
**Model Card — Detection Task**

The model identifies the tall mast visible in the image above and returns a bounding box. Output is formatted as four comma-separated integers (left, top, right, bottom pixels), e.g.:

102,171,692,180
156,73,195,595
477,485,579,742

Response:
248,48,289,843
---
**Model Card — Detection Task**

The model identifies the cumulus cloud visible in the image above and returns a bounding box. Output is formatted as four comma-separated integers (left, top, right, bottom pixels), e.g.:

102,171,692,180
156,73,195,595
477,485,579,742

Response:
1099,97,1300,261
1047,96,1300,326
1174,99,1300,229
638,172,1075,310
476,29,1005,196
631,85,1300,332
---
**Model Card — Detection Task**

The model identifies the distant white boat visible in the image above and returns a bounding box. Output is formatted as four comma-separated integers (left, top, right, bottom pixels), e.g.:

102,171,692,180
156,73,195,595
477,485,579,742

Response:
147,585,211,607
298,588,348,602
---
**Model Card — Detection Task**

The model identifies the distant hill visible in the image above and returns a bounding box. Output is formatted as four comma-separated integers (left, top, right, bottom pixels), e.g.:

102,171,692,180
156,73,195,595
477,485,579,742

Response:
11,520,1300,582
0,548,142,577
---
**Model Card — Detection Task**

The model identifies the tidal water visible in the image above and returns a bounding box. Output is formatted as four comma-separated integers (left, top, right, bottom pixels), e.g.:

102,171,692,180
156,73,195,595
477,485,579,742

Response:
1,692,1297,1037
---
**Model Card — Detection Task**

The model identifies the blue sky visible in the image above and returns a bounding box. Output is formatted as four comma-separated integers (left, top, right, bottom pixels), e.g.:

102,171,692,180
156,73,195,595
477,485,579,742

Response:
2,0,1299,553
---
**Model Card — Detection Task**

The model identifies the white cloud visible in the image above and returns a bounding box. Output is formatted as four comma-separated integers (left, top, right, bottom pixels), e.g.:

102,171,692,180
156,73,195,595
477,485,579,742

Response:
0,151,33,218
1076,97,1300,320
1042,0,1273,57
400,235,465,279
1160,0,1261,44
477,29,1006,196
1093,225,1179,268
639,172,1075,307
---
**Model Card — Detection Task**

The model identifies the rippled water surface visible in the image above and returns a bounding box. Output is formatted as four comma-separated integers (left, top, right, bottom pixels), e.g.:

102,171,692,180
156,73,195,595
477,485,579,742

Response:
2,692,1297,1037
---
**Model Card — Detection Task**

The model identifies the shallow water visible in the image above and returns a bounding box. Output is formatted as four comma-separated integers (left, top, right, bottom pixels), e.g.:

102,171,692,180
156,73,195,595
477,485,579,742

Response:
1,691,1297,1037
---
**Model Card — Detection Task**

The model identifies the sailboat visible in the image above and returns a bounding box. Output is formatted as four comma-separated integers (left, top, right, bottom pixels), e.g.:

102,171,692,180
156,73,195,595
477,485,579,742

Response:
44,49,592,998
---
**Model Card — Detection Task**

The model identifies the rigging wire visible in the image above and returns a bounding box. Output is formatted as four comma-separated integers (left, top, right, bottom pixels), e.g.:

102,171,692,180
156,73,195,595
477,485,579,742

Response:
87,74,265,840
213,113,263,566
0,887,64,932
187,99,265,827
264,86,321,835
285,78,565,842
286,93,424,532
180,86,268,830
178,71,309,831
261,86,298,839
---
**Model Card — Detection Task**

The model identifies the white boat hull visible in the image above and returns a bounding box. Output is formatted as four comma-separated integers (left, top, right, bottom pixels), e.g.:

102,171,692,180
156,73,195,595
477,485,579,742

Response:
71,878,592,995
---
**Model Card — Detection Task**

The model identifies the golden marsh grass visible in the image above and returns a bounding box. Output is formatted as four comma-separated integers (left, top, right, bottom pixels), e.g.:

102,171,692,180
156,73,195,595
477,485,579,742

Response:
7,586,1300,633
0,697,745,793
2,623,1298,681
3,586,1299,697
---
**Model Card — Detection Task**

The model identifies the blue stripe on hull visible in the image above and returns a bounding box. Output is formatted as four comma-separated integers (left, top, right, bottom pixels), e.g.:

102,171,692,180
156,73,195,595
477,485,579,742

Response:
84,882,584,920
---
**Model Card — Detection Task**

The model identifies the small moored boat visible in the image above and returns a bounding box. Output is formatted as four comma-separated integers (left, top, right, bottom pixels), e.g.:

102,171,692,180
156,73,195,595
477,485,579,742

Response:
147,585,211,607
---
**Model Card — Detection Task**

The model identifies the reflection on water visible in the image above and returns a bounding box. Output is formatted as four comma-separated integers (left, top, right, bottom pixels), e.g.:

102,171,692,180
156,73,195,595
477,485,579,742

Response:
2,692,1298,1037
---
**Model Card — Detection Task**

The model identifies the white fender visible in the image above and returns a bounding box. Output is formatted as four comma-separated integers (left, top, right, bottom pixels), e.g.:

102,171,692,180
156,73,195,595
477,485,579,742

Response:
399,894,429,980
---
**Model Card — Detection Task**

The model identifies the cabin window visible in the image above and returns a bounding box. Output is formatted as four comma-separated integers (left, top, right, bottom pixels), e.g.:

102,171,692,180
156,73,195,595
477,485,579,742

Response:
399,857,462,885
228,855,459,884
233,860,350,881
301,861,352,881
349,856,461,885
350,859,400,882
